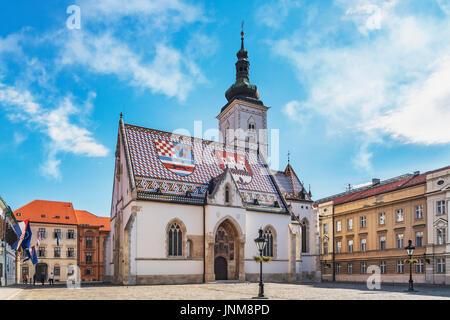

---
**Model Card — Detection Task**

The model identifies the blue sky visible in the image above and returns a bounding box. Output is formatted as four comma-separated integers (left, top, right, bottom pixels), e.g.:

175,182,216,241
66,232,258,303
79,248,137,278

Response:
0,0,449,216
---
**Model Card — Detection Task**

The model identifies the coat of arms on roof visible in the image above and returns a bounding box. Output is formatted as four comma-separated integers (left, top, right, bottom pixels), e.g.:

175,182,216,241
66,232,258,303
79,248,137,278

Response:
154,138,195,177
215,150,253,185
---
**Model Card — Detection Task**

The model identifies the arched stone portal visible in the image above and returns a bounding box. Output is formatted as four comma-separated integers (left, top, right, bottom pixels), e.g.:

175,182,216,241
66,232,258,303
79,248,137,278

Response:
206,217,245,282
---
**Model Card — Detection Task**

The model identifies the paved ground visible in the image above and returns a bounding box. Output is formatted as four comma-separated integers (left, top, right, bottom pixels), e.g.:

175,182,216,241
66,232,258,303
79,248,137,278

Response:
2,281,450,300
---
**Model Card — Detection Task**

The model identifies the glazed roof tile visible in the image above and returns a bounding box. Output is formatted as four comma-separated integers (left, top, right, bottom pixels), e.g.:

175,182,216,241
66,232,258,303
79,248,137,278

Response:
124,123,284,207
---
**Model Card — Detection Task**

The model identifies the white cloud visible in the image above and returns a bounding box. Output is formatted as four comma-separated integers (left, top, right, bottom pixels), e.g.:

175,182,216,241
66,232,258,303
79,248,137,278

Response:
79,0,204,26
371,56,450,144
343,0,397,35
0,83,108,179
271,0,450,171
282,100,312,127
59,31,200,101
255,0,302,28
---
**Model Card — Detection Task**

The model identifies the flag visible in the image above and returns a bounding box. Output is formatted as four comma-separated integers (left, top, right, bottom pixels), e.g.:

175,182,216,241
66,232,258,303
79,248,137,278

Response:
37,231,41,247
23,246,38,265
56,231,60,246
12,219,32,251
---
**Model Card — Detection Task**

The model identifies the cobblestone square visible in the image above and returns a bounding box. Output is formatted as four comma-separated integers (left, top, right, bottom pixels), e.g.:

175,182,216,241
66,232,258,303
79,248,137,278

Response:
2,282,450,300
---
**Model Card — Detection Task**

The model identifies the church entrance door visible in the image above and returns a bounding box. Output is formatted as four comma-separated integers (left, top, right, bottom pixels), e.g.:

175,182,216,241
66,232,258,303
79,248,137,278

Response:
213,219,239,280
214,256,227,280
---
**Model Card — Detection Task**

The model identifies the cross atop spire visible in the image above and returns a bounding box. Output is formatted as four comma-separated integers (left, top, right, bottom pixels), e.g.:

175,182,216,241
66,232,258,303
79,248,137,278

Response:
287,150,291,164
241,21,245,50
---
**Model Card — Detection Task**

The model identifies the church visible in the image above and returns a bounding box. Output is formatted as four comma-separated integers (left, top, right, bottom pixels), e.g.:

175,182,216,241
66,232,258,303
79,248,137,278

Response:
104,32,320,285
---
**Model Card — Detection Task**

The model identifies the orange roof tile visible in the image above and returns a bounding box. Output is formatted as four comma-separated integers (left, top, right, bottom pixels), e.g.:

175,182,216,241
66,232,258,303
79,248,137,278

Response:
13,200,110,231
75,210,111,232
14,200,78,225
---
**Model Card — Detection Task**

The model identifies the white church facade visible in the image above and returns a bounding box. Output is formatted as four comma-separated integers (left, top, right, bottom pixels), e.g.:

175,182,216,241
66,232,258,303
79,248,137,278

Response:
104,33,320,285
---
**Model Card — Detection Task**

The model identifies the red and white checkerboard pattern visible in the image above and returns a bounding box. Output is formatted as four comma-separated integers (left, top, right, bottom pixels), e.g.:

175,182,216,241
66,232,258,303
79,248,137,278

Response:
154,139,175,158
125,125,280,196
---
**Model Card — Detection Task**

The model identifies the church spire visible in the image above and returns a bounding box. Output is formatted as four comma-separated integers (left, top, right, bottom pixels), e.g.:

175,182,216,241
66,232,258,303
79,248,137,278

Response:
225,23,260,102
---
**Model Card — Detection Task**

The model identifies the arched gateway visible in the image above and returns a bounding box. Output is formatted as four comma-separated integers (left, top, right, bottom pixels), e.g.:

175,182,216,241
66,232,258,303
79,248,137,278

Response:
212,219,243,281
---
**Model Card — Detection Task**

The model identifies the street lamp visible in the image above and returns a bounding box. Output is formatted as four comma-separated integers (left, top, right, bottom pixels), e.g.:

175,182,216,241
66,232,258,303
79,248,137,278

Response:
254,228,267,299
405,239,415,292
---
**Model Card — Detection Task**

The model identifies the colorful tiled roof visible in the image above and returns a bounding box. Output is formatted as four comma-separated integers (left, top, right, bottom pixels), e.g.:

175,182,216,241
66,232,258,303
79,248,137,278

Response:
124,123,284,208
272,164,311,201
75,210,111,232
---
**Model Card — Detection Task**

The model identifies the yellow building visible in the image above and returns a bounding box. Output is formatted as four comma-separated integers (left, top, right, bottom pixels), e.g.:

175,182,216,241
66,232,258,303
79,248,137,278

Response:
316,169,448,284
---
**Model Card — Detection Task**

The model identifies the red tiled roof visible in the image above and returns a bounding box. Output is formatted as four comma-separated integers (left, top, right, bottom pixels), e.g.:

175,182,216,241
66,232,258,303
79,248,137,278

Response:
13,200,110,231
14,200,78,225
75,210,110,232
332,165,450,205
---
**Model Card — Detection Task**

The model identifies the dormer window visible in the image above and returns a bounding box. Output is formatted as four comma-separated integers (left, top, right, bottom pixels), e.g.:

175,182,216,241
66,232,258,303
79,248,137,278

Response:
41,214,46,218
16,213,21,216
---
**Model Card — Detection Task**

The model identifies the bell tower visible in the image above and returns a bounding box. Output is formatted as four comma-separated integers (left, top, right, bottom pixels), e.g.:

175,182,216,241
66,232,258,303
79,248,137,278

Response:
217,26,269,162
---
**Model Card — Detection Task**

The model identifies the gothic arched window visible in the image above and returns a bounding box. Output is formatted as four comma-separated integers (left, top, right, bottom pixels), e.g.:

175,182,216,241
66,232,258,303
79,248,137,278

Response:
263,229,274,257
301,220,309,253
168,222,183,256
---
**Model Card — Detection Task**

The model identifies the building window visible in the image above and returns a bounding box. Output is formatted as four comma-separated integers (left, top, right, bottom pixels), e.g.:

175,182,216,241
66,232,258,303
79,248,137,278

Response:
86,236,93,248
86,268,92,276
347,263,353,274
54,229,61,239
437,201,446,215
379,236,386,250
67,247,75,258
336,241,342,254
54,247,61,258
86,253,92,264
336,263,341,274
336,221,341,232
263,229,274,257
395,209,404,222
437,258,446,273
361,261,367,274
54,266,60,276
38,247,46,257
378,212,386,225
347,239,353,253
225,185,230,203
323,242,328,255
360,216,366,228
67,229,75,239
360,238,367,252
396,234,404,249
301,221,308,253
415,259,424,274
38,228,46,239
323,223,328,234
396,260,404,274
380,261,386,274
437,229,446,245
415,205,423,219
347,218,353,231
22,266,29,276
168,222,183,256
415,231,424,247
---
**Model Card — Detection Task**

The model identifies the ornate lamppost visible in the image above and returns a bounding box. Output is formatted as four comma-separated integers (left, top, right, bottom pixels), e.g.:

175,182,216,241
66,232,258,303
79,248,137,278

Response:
405,239,415,292
254,228,267,299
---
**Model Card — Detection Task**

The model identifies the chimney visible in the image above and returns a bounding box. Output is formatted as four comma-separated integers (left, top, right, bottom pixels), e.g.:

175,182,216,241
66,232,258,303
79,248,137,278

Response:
372,178,380,186
413,171,420,176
